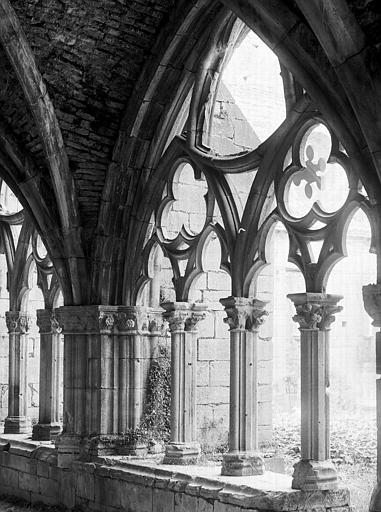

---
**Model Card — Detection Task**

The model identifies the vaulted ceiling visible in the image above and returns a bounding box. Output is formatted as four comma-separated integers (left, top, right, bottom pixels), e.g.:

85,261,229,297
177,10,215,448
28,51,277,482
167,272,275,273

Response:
0,0,381,305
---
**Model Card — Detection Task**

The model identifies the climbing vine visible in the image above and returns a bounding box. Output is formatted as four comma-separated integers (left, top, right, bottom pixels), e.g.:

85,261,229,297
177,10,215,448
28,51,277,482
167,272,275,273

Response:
141,342,171,444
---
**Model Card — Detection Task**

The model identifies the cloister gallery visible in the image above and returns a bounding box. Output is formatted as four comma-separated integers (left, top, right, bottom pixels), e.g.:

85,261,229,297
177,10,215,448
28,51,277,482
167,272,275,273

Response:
0,0,380,511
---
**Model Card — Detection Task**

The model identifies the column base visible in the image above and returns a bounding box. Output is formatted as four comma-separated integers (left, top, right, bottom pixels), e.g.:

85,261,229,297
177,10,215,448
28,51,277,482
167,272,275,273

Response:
32,423,61,441
292,459,338,490
85,435,148,458
163,442,200,465
55,433,82,468
370,484,381,512
4,416,32,434
221,451,264,476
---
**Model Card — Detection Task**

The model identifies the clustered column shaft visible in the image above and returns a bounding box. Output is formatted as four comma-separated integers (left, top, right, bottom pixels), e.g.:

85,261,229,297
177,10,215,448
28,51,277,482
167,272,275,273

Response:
55,305,161,467
32,309,62,440
220,296,268,476
4,311,31,434
162,302,207,465
288,292,342,491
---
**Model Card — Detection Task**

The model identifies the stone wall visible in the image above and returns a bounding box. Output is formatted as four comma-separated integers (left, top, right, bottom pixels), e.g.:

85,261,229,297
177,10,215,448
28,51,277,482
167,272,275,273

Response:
0,437,351,512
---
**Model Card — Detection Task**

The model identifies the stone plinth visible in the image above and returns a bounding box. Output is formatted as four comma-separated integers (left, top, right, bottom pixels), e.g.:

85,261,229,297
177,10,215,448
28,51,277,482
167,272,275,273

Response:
0,435,352,512
221,451,264,476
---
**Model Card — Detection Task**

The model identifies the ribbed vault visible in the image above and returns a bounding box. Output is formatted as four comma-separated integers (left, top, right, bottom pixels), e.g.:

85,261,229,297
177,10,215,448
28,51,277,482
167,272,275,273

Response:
0,0,380,305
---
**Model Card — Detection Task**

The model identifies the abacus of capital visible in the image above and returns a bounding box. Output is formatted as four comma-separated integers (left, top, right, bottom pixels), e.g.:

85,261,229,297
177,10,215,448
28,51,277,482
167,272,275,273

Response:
220,296,268,477
161,301,207,465
54,305,164,467
363,283,381,512
288,293,342,491
4,311,32,434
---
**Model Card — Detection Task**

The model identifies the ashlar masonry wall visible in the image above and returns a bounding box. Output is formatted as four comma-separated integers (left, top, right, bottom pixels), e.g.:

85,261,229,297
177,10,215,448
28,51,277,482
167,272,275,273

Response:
0,437,351,512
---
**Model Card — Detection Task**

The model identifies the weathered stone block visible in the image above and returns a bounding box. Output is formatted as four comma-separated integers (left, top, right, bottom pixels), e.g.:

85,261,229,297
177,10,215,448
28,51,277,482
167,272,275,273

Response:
197,386,229,405
197,361,210,386
212,404,230,425
36,461,50,479
198,339,229,361
19,471,38,491
207,271,230,291
258,401,272,425
174,492,199,512
221,451,264,477
153,488,175,512
0,466,19,488
258,383,272,402
75,466,95,500
7,454,32,473
214,502,242,512
198,497,214,512
198,313,215,338
292,460,338,491
94,474,122,507
38,476,58,498
258,360,272,384
119,482,152,512
215,312,229,339
58,469,76,510
210,361,230,386
257,338,273,361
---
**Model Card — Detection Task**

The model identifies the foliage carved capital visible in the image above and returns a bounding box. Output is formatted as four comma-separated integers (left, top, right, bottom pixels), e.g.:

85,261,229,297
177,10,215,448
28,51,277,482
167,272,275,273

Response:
363,283,381,327
115,307,149,333
220,296,268,332
161,302,207,333
6,311,30,334
288,293,343,330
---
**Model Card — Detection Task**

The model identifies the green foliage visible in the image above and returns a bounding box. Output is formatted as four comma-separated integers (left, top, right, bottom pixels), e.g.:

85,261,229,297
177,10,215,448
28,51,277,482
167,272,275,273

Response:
140,342,171,443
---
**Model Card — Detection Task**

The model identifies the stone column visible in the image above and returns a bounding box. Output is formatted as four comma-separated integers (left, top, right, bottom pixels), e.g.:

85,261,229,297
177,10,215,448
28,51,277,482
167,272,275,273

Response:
32,309,62,440
220,296,268,476
363,284,381,511
162,302,207,464
4,311,32,434
116,306,149,434
288,292,342,491
55,305,154,466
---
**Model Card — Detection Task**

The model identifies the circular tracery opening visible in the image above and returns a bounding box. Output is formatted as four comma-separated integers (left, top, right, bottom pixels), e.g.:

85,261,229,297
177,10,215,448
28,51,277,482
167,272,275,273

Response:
283,123,349,219
160,162,208,240
208,29,286,156
0,181,22,215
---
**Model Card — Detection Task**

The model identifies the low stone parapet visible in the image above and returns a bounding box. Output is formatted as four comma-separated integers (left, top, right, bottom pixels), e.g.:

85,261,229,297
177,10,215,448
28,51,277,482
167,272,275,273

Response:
0,436,351,512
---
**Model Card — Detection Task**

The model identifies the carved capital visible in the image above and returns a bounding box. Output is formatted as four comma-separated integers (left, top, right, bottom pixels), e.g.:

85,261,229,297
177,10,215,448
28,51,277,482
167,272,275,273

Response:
220,296,268,332
147,307,166,335
288,293,343,331
55,305,152,334
51,314,62,334
55,307,90,333
6,311,30,334
36,309,54,333
292,303,323,330
98,311,116,333
36,309,63,334
115,306,149,333
56,306,118,333
185,304,208,332
363,283,381,327
161,302,189,333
